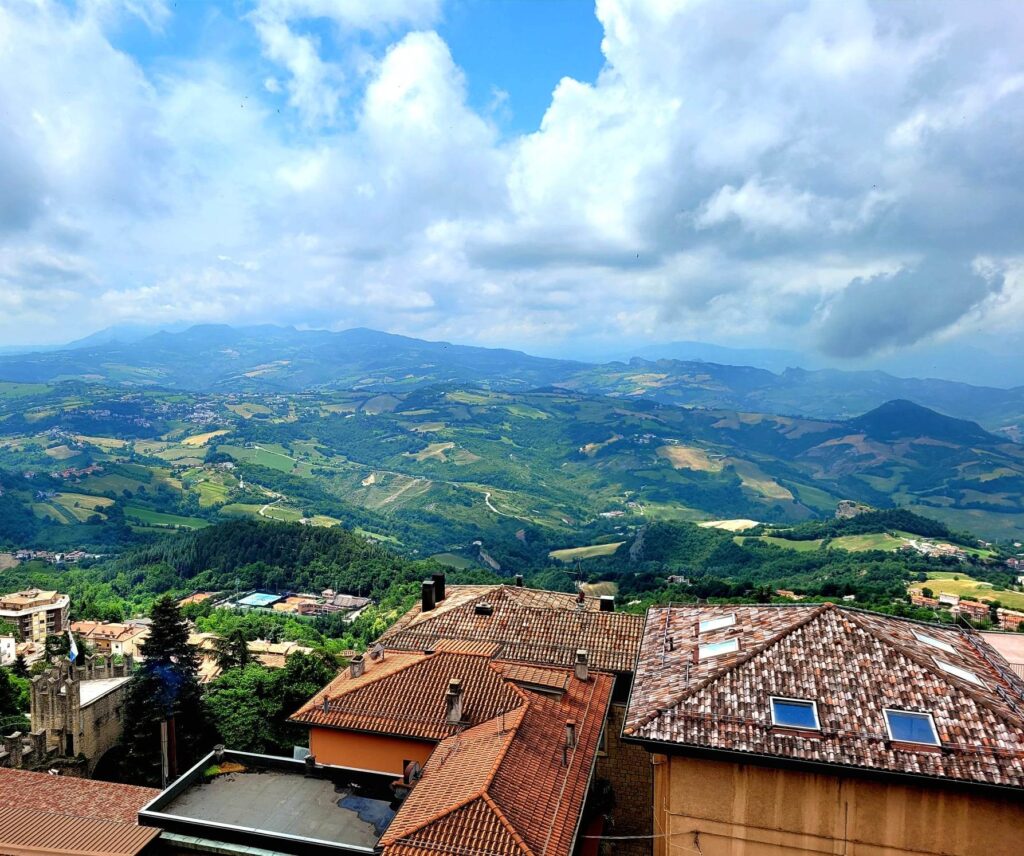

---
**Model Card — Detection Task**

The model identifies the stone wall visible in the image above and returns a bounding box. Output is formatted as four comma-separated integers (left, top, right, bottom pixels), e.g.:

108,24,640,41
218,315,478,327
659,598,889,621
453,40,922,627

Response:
595,702,653,856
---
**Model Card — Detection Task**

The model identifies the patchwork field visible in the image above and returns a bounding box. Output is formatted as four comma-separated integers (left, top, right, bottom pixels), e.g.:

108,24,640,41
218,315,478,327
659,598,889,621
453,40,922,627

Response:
125,506,209,529
182,430,231,447
656,444,723,471
920,572,1024,611
549,541,626,562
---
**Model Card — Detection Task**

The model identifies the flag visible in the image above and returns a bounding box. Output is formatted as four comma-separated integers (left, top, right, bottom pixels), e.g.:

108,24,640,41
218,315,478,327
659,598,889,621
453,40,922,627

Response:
67,629,78,664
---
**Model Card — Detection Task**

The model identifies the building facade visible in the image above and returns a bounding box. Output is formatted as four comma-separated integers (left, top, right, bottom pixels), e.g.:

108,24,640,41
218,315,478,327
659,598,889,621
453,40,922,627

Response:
624,603,1024,856
0,589,69,651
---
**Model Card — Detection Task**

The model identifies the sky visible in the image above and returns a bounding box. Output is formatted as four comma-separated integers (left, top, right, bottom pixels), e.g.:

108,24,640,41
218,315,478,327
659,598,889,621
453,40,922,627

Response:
1,0,1023,376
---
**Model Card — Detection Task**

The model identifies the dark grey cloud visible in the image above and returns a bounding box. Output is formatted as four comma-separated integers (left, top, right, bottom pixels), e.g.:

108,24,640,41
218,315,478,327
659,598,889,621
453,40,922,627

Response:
816,260,1003,358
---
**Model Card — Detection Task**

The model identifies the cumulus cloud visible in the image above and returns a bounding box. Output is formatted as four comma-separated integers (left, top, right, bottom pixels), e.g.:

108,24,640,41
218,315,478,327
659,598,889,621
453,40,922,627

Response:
0,0,1023,364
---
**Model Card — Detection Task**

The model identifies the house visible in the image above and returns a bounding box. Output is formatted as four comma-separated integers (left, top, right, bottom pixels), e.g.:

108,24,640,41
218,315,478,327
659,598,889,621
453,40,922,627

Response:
938,591,961,607
910,591,940,608
956,599,991,621
70,620,149,657
348,578,650,853
623,603,1024,856
0,767,158,856
188,633,314,683
997,607,1024,632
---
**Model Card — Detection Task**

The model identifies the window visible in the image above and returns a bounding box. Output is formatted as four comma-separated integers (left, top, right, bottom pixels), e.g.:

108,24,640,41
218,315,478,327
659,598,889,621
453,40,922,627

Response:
933,657,985,687
913,631,956,655
770,697,820,730
699,613,736,634
884,709,940,746
698,637,739,660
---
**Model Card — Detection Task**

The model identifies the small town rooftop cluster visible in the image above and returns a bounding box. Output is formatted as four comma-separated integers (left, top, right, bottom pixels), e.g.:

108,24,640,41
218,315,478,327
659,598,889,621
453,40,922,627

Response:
3,577,1024,856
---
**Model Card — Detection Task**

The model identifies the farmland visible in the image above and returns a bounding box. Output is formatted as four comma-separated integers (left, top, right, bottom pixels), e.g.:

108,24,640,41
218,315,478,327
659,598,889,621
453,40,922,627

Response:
549,541,626,562
921,572,1024,611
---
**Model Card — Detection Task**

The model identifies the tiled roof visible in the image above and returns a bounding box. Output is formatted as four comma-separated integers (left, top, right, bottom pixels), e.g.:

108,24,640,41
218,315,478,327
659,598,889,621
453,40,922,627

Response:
290,649,524,741
70,620,147,643
380,585,644,673
623,604,1024,788
380,669,614,856
0,769,159,856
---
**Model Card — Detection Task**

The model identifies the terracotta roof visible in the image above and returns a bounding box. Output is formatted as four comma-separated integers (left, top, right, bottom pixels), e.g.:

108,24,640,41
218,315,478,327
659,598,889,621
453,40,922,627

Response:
290,649,524,741
380,585,644,673
380,669,614,856
70,621,147,643
0,769,159,856
624,604,1024,789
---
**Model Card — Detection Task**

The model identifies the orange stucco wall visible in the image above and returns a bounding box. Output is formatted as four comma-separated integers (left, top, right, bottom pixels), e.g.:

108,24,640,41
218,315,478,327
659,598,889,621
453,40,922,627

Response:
309,727,435,775
653,753,1024,856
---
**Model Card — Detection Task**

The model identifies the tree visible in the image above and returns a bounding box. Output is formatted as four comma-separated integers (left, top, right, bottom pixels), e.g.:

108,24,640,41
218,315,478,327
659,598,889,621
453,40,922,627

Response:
212,628,251,671
0,667,28,733
121,596,209,785
11,654,28,679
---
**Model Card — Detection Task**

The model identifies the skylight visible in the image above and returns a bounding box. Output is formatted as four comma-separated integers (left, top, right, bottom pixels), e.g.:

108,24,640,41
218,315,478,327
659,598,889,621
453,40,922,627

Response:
698,638,739,660
933,657,985,687
913,631,956,655
699,614,736,634
770,697,820,730
884,709,940,746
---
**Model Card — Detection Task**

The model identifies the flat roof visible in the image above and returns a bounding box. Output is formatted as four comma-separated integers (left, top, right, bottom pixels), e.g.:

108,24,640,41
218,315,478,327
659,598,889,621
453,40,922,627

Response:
79,676,131,707
141,751,397,856
237,592,283,607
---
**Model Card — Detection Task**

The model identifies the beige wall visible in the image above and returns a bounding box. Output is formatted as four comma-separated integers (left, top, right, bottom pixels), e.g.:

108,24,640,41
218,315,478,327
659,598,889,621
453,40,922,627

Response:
309,727,435,776
653,753,1024,856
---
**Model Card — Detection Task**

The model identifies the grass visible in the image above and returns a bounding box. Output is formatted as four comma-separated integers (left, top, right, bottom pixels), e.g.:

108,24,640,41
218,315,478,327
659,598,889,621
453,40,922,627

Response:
219,444,302,474
195,479,231,507
741,535,823,552
182,429,230,447
261,505,303,523
32,502,74,524
44,445,79,460
0,382,51,398
124,506,209,529
829,532,906,552
227,403,273,419
74,435,129,450
919,573,1024,611
406,442,455,462
429,552,476,569
549,541,626,562
354,528,402,544
53,492,115,522
656,445,722,472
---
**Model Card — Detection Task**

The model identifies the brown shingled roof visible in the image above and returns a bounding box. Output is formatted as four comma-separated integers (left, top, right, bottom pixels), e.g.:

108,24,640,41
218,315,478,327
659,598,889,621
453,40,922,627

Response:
290,648,524,740
380,584,644,673
0,769,159,856
380,669,614,856
624,604,1024,789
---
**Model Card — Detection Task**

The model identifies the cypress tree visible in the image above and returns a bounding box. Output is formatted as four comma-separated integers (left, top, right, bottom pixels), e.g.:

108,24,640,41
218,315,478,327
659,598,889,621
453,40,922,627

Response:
121,596,209,785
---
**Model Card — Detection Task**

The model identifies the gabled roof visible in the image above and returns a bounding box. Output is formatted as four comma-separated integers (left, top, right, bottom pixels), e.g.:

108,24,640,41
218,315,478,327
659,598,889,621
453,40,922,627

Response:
380,669,614,856
624,604,1024,789
290,647,525,741
379,584,644,673
0,769,159,856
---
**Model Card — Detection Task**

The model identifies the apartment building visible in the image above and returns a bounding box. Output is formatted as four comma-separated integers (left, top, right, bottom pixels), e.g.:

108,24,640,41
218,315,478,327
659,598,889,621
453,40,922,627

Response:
0,589,69,647
623,603,1024,856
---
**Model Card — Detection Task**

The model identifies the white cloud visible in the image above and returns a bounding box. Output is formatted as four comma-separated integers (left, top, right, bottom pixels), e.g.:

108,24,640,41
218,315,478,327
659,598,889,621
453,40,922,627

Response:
0,0,1023,367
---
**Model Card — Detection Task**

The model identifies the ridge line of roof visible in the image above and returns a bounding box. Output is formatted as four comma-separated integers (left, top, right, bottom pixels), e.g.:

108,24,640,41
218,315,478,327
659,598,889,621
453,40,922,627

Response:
626,603,832,735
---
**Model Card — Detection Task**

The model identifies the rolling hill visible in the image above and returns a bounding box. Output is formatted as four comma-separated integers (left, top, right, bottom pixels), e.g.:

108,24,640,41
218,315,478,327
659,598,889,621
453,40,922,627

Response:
0,325,1021,434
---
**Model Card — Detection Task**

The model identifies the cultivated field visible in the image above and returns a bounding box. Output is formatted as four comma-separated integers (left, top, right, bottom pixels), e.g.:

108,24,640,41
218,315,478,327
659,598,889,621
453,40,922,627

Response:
656,444,722,471
922,573,1024,611
549,541,626,562
182,429,230,447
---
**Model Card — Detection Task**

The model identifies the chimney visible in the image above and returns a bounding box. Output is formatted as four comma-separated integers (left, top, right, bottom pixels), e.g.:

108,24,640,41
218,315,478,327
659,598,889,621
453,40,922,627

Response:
576,589,586,610
349,654,365,679
565,719,577,749
474,602,493,616
514,574,524,587
575,650,589,682
445,678,463,725
599,595,615,612
432,573,446,603
421,580,436,613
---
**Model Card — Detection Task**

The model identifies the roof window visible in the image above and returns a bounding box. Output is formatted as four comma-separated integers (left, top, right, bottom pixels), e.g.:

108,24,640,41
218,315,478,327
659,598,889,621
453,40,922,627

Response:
913,631,956,655
698,637,739,660
933,657,985,687
884,709,940,746
770,697,820,730
699,614,736,634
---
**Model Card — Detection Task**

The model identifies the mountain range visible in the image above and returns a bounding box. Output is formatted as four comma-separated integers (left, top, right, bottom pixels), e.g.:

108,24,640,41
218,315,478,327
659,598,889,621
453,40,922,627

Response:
0,324,1020,438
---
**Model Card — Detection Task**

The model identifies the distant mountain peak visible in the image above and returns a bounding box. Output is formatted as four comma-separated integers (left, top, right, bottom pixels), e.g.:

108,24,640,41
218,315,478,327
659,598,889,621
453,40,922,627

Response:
850,399,997,445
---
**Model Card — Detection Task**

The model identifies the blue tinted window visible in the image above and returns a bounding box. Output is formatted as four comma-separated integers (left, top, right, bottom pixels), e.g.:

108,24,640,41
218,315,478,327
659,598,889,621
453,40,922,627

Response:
885,710,939,745
771,698,819,729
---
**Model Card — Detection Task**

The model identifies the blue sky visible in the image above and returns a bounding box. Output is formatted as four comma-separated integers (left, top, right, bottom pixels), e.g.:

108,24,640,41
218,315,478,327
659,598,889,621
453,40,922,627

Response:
1,0,1023,382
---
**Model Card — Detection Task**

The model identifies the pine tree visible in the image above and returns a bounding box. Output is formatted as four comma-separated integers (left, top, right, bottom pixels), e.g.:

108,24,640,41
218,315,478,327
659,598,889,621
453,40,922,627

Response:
11,654,29,679
211,627,251,671
121,596,209,786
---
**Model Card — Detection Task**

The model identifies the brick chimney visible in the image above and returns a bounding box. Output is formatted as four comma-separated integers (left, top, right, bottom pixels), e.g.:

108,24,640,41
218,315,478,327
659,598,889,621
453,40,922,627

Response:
445,678,463,725
565,719,577,749
349,654,365,679
599,595,614,612
575,650,589,682
421,580,436,613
